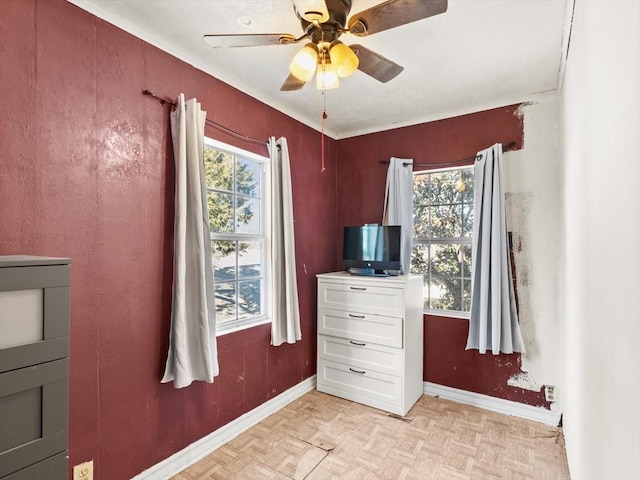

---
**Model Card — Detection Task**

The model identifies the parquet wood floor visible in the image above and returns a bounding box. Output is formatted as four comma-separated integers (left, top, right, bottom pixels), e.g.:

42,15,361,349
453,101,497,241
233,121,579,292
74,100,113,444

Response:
172,390,570,480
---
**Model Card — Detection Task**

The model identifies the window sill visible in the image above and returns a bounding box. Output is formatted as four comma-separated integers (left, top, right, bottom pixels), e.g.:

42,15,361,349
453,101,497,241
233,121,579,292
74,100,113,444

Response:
216,317,271,337
423,309,470,320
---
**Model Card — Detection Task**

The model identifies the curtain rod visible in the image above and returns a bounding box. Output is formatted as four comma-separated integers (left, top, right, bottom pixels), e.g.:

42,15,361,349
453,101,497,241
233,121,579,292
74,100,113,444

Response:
142,90,268,147
379,141,517,168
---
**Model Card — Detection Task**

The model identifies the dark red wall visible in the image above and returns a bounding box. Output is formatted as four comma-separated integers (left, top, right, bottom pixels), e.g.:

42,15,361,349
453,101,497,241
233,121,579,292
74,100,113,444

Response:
0,1,336,479
1,2,550,478
336,106,548,407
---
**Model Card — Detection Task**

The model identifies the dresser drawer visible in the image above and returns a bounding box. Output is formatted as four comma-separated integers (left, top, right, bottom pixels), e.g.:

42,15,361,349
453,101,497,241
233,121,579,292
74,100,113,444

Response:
318,281,404,317
318,334,403,376
317,359,402,408
1,451,67,480
0,359,68,478
318,308,403,348
0,284,70,373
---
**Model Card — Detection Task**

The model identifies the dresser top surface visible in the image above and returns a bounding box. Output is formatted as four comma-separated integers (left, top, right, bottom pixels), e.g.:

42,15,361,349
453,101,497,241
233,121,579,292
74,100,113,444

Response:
317,271,421,285
0,256,71,267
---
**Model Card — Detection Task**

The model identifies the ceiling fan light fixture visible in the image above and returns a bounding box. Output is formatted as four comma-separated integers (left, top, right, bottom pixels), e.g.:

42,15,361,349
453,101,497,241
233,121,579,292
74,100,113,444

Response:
289,43,319,82
316,61,339,90
329,42,359,78
292,0,330,23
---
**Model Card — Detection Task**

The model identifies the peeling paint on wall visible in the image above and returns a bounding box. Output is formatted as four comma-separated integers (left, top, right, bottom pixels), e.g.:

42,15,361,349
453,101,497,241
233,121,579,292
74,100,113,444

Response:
507,370,542,392
505,191,538,357
502,99,563,409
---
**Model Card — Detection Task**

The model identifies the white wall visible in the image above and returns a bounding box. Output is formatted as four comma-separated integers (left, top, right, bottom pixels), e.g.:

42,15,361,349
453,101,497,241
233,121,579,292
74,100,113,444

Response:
502,98,564,402
561,1,640,478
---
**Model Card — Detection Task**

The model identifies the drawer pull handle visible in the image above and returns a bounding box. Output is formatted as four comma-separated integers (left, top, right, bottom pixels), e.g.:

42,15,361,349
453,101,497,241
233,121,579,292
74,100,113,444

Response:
350,286,367,291
349,340,366,346
348,314,365,318
349,368,366,374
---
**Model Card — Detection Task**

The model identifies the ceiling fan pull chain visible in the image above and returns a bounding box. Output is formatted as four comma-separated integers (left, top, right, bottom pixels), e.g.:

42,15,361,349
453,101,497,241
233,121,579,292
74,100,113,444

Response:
321,92,327,172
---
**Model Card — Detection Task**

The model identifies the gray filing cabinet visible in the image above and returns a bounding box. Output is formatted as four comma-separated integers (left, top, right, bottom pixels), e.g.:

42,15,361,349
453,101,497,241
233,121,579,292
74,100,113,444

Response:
0,256,70,480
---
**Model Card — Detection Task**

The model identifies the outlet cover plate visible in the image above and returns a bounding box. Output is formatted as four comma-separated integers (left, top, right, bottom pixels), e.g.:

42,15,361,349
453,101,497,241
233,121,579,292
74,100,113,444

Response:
544,385,556,402
73,460,94,480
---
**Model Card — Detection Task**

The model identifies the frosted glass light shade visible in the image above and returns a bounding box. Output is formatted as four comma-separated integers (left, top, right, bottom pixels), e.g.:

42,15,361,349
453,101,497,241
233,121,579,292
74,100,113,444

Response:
316,62,339,90
329,42,359,78
289,44,318,82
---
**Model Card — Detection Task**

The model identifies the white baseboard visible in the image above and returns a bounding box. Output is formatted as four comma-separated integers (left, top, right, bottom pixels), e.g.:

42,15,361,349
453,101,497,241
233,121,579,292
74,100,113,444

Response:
423,382,562,426
132,375,317,480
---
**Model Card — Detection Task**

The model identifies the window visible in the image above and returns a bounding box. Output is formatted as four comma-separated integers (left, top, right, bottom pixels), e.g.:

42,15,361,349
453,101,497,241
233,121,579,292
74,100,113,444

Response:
204,138,270,333
411,167,474,315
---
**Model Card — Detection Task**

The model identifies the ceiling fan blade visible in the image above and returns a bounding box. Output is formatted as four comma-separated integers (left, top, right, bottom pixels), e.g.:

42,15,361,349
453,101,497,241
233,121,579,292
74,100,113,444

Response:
348,0,447,36
203,33,297,48
280,73,308,91
350,44,403,83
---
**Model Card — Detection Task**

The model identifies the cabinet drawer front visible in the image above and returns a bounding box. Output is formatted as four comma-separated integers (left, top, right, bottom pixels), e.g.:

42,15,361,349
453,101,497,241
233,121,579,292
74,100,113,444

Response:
317,360,402,407
318,282,403,317
2,451,67,480
0,359,68,477
318,308,403,348
318,335,403,376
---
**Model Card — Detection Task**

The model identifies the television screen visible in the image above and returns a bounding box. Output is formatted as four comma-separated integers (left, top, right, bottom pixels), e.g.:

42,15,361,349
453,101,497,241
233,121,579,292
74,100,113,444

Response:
343,225,401,275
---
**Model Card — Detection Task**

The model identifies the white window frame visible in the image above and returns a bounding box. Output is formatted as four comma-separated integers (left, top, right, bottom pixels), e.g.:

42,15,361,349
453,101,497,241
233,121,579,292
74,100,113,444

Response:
204,137,271,335
412,165,473,319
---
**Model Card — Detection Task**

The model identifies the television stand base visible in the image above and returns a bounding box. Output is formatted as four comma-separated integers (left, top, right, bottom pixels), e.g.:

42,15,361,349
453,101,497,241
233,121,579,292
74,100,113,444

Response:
348,267,399,277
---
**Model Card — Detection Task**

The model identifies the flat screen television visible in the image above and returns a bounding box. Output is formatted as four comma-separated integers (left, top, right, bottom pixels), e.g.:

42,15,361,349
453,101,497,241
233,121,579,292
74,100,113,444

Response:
343,225,401,276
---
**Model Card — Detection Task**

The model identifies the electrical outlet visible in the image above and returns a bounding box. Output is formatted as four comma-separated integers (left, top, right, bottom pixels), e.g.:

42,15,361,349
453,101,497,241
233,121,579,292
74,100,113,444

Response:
73,460,94,480
544,385,556,402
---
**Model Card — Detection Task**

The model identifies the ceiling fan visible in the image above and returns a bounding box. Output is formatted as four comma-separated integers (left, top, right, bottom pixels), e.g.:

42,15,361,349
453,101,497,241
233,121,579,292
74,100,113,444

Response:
203,0,448,91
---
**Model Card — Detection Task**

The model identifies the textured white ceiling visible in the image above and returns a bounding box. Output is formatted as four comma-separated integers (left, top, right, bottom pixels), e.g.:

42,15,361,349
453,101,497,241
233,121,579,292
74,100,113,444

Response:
68,0,571,139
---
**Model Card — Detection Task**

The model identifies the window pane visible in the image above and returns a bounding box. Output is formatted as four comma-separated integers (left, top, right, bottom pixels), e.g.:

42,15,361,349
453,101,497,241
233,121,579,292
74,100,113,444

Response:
432,278,462,311
236,197,260,234
430,244,464,312
410,244,430,310
430,204,462,238
209,192,234,233
429,171,461,205
412,242,471,313
413,200,430,238
410,244,429,277
236,158,261,197
425,279,441,310
238,280,261,319
214,282,236,324
461,244,472,278
212,240,236,282
413,175,430,207
204,148,233,192
462,204,473,237
461,169,474,204
238,241,262,279
463,279,472,312
431,243,462,279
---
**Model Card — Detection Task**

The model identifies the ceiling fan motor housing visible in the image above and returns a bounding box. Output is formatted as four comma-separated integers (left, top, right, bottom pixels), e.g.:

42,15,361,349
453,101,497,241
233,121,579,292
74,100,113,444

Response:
298,0,352,42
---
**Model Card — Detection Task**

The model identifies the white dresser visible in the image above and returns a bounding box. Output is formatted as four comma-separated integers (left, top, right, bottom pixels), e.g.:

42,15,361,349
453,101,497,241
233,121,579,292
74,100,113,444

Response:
316,272,423,416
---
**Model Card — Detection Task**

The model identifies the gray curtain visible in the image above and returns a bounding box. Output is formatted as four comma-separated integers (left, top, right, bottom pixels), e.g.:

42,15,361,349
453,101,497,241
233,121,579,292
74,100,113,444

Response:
466,144,525,354
161,94,219,387
383,157,414,274
269,137,301,346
